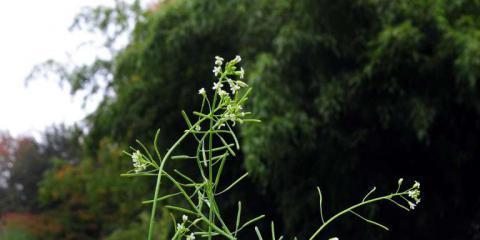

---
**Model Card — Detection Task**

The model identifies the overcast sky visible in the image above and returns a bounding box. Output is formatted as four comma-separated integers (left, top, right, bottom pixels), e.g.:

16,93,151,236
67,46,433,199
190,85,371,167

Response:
0,0,145,138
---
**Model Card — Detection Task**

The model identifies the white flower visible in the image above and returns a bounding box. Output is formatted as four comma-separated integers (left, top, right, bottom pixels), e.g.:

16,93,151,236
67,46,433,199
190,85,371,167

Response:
186,233,196,240
230,84,241,94
228,113,236,121
233,55,242,63
398,178,403,186
132,150,146,172
236,80,248,87
198,88,206,95
218,89,228,97
215,56,224,66
182,214,188,222
217,123,225,129
213,66,221,76
177,223,185,231
329,238,339,240
194,125,201,131
237,67,245,79
212,81,224,90
408,190,414,197
405,181,421,204
132,150,141,163
407,189,421,204
408,201,416,210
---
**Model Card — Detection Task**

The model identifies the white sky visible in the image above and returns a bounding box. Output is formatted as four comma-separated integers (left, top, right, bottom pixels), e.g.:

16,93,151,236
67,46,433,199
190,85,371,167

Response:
0,0,149,138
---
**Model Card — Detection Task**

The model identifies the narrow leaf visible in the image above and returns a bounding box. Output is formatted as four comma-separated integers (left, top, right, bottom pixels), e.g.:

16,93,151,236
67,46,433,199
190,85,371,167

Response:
255,226,264,240
317,187,325,224
349,210,389,231
362,186,376,202
216,172,249,195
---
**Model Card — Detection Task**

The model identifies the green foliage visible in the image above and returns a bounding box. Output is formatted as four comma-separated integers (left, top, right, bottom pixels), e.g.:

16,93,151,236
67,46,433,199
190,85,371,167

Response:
30,0,480,239
242,0,480,238
124,56,422,240
7,138,45,210
0,125,82,213
124,56,268,240
0,228,37,240
0,133,52,212
105,211,171,240
37,138,149,239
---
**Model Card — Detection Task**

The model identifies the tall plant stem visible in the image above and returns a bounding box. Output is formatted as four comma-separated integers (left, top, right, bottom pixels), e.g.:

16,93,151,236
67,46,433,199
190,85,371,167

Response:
147,118,208,240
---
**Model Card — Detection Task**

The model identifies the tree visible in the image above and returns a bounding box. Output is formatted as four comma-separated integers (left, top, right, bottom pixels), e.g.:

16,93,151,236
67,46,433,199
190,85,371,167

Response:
0,132,47,212
242,1,480,239
37,138,151,239
0,125,82,214
32,0,480,239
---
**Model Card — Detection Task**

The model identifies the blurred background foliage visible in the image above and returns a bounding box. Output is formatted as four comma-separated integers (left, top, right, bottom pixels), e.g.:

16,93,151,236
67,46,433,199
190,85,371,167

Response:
2,0,480,239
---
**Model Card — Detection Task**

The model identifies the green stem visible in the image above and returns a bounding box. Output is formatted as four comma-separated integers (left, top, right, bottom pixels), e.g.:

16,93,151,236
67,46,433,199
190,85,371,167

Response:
308,192,405,240
147,118,208,240
207,81,220,240
162,171,234,239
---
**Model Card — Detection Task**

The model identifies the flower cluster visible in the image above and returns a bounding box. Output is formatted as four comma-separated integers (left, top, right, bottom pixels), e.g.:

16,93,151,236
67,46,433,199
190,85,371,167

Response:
406,181,421,209
176,215,195,240
131,150,147,173
397,178,421,210
201,55,251,127
221,101,246,126
209,55,247,98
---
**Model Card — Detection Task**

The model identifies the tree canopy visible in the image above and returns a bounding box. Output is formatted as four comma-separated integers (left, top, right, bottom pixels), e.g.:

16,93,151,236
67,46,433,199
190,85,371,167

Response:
16,0,480,239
